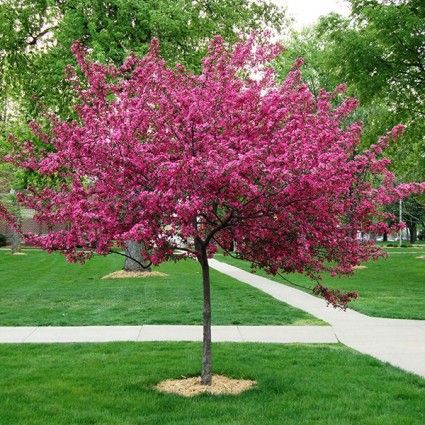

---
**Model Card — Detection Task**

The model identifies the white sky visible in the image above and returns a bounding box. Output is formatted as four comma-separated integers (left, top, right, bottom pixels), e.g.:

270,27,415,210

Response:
273,0,351,30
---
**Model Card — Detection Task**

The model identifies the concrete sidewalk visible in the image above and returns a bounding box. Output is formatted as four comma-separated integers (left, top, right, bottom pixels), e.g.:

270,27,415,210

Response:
209,259,425,378
0,325,337,344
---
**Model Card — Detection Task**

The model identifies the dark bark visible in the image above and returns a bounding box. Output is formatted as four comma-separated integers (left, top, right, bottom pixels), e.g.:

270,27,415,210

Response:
409,224,417,244
197,239,212,385
383,232,388,242
124,240,151,271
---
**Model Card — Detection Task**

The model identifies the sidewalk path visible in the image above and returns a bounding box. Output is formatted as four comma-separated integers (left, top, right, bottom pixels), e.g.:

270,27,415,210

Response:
209,259,425,378
0,325,336,344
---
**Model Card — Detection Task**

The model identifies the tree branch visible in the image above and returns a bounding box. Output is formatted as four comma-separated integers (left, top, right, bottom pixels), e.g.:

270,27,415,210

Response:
204,212,233,245
109,249,152,270
27,26,56,46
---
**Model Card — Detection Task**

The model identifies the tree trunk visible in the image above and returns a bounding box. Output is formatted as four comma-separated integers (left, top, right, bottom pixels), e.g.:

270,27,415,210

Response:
383,232,388,242
10,228,21,254
409,224,417,244
198,243,212,385
124,240,151,271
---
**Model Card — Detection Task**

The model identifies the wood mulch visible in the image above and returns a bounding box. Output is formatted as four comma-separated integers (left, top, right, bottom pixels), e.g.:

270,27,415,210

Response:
155,375,256,397
101,270,168,279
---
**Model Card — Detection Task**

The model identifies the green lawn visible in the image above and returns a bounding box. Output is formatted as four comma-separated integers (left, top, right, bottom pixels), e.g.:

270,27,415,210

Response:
0,342,423,425
217,247,425,320
0,249,321,325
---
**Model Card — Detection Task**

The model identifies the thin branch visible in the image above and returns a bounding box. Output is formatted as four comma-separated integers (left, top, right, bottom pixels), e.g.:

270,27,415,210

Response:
215,240,315,292
204,212,233,245
109,249,152,270
27,26,56,46
275,271,315,292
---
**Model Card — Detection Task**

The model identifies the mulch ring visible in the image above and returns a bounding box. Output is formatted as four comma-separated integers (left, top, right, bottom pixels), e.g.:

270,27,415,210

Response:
101,270,168,279
155,375,256,397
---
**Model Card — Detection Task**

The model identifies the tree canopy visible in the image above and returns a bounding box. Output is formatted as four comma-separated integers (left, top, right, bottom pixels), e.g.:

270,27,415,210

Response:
6,30,425,272
0,0,285,121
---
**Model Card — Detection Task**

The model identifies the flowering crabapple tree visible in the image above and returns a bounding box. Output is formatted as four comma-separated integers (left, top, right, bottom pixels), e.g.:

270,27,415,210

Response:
5,35,425,385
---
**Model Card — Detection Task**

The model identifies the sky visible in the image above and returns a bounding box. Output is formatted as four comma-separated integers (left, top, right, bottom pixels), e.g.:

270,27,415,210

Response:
273,0,351,30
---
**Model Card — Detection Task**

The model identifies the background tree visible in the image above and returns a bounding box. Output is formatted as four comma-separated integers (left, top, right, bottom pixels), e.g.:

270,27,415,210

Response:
6,36,424,385
0,0,285,121
0,148,23,252
276,0,424,181
386,197,425,243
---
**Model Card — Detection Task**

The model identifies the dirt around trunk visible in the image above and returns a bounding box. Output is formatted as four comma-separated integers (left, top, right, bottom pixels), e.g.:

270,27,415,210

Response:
101,270,167,279
155,375,256,397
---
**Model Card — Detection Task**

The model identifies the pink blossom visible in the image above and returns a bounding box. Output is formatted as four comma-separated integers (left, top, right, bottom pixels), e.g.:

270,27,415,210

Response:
3,35,424,308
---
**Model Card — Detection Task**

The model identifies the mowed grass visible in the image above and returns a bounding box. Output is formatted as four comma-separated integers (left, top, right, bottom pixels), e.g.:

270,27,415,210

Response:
216,246,425,319
0,342,424,425
0,249,322,325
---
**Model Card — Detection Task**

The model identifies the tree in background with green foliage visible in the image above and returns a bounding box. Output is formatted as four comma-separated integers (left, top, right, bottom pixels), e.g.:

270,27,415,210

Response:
276,0,424,182
385,197,425,243
0,0,285,123
0,162,23,252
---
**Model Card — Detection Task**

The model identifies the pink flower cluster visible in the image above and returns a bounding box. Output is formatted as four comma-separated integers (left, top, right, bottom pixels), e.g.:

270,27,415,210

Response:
313,284,358,310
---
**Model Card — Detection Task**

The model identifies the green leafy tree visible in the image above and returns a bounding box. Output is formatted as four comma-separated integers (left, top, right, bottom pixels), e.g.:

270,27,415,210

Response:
386,197,425,243
0,0,285,121
276,0,424,181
